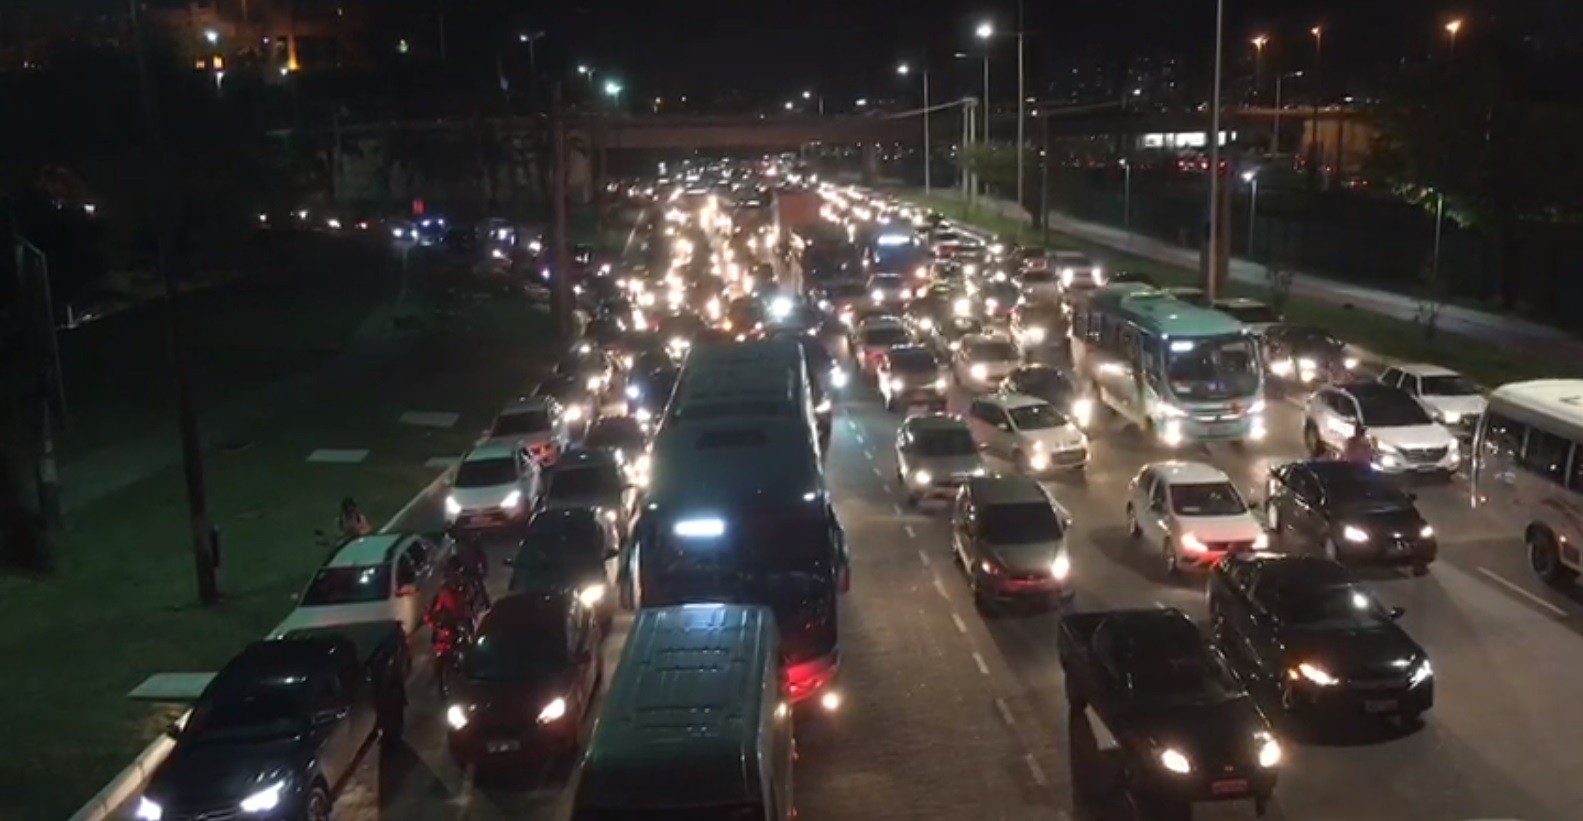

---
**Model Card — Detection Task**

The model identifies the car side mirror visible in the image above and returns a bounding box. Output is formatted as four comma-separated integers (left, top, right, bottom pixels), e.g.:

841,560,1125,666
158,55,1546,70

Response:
1389,606,1406,620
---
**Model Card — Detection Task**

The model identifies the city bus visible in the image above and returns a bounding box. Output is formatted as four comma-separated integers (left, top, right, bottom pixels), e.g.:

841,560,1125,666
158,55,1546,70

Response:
571,604,793,821
1469,379,1583,583
629,413,848,709
1070,285,1266,446
663,338,830,457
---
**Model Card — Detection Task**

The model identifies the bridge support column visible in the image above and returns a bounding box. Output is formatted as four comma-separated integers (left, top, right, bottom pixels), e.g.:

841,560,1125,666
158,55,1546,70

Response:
860,142,878,186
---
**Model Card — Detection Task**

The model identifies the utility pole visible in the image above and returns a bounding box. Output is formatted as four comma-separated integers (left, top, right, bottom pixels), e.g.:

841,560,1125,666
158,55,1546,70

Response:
1039,112,1050,244
130,0,219,605
922,70,932,195
10,229,64,553
551,83,573,342
1015,0,1027,216
1203,0,1227,300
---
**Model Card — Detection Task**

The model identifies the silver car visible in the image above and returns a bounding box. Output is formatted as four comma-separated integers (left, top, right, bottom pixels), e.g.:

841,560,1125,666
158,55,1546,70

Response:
895,414,986,507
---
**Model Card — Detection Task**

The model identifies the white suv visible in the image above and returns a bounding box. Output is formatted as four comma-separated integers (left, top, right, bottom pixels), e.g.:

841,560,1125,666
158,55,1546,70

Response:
1302,382,1460,475
1379,363,1486,438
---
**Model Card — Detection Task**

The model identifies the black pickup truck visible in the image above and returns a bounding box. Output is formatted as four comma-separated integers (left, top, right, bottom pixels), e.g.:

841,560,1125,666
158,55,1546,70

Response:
1057,608,1281,818
136,622,408,821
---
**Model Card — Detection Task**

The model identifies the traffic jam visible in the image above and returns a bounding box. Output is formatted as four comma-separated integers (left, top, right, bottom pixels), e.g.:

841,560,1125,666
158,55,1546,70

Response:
130,157,1583,821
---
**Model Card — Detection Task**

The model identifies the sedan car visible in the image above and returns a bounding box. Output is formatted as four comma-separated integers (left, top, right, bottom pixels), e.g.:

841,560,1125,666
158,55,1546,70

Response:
1303,383,1461,476
583,415,650,483
1263,324,1357,385
867,273,911,307
487,396,574,465
966,394,1088,474
1009,302,1067,355
998,364,1092,428
444,592,604,767
1208,553,1434,724
852,318,913,376
976,280,1022,322
952,475,1074,610
895,414,986,506
509,507,622,629
623,362,678,428
877,345,948,412
952,334,1022,392
446,442,543,529
1125,461,1270,578
540,448,639,539
1264,459,1438,573
278,533,450,638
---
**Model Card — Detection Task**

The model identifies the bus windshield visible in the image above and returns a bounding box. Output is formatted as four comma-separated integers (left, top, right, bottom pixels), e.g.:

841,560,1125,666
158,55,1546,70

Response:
1163,336,1260,402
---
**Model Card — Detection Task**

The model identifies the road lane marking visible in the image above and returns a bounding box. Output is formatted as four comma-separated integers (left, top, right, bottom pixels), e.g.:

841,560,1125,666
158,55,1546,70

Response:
994,697,1017,727
971,651,991,676
307,448,369,463
931,575,950,598
951,613,968,634
917,549,931,567
864,448,875,460
424,456,459,469
891,503,905,515
871,465,885,479
904,524,917,537
1024,753,1050,786
1478,567,1569,618
399,411,460,428
855,432,865,444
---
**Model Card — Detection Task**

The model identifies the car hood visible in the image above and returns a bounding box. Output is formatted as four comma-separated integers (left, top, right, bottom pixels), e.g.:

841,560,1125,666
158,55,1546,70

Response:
271,602,390,638
1020,425,1086,451
1371,424,1456,450
147,735,301,810
913,454,985,478
1175,514,1263,543
1282,625,1423,680
454,676,568,726
450,484,520,510
1131,695,1265,765
984,540,1064,575
1417,394,1486,418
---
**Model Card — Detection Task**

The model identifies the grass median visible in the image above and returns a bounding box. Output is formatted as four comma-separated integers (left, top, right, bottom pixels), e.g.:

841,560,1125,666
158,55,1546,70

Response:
0,286,555,820
900,191,1574,387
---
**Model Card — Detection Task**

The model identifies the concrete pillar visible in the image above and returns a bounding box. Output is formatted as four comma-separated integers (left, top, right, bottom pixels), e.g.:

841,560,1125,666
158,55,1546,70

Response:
861,142,878,186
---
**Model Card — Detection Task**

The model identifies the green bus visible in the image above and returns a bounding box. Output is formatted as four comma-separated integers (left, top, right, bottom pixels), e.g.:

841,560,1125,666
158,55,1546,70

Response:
1071,285,1266,445
571,604,794,821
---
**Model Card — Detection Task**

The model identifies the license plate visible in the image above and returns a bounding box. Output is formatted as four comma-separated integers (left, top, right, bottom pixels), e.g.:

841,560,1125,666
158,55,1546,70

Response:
1363,699,1398,713
486,739,521,753
1211,779,1248,796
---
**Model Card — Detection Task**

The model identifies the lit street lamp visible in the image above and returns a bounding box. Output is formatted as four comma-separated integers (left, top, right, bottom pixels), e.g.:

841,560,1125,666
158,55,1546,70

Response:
203,28,219,45
784,100,794,111
604,79,623,100
973,21,993,145
802,89,825,115
1251,34,1268,97
1242,168,1260,256
897,62,931,195
1445,19,1464,63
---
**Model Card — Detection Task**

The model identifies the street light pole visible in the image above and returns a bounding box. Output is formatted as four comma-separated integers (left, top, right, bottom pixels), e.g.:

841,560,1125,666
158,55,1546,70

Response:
1040,111,1050,243
1243,169,1260,256
1272,71,1302,155
1431,191,1445,284
1121,158,1133,237
923,71,932,195
1015,1,1026,215
1205,0,1227,300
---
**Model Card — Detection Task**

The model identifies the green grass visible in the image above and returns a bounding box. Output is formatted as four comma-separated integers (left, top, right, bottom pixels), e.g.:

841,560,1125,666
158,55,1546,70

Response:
0,293,554,821
900,191,1576,387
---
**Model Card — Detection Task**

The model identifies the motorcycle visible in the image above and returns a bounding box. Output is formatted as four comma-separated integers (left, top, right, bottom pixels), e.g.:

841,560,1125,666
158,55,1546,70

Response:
430,612,475,698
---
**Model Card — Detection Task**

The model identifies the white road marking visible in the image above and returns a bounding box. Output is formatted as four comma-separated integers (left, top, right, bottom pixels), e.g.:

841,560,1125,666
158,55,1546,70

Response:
424,456,459,469
994,697,1016,727
891,503,905,516
855,433,865,445
971,651,991,676
951,613,968,634
399,411,461,428
1024,753,1050,787
307,448,369,464
931,575,950,598
864,448,875,460
1477,567,1569,618
871,465,885,479
904,524,917,538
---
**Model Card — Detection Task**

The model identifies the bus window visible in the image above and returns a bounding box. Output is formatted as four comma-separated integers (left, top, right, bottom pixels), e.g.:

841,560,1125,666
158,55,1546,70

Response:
1482,411,1527,458
1520,429,1573,485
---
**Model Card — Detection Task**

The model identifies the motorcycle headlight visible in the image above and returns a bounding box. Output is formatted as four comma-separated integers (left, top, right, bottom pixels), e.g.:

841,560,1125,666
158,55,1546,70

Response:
1256,733,1282,768
239,781,285,814
537,696,568,724
446,703,471,730
1158,747,1192,774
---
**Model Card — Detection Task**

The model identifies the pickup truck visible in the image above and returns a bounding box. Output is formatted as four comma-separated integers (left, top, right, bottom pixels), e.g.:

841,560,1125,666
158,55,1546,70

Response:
1057,608,1281,818
135,621,409,821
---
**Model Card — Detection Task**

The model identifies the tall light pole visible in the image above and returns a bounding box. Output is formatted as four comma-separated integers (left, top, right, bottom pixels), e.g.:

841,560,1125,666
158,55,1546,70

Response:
898,62,931,195
1014,1,1028,216
1205,0,1228,299
518,30,545,107
1242,168,1260,256
1431,190,1446,285
1308,25,1324,186
1251,34,1268,98
1272,70,1303,154
975,21,993,145
802,89,824,115
1121,158,1133,238
604,79,623,110
1444,19,1464,64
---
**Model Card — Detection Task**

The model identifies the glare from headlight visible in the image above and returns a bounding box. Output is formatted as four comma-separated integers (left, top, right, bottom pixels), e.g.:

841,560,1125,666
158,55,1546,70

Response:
830,367,849,388
1419,524,1434,538
446,703,470,729
1410,659,1434,687
1072,397,1094,426
1050,552,1071,580
626,384,641,400
586,375,602,391
970,363,988,380
444,495,462,516
1024,326,1046,344
1295,662,1340,686
1342,525,1369,543
239,781,284,814
934,376,947,390
1253,532,1270,550
912,469,932,486
889,377,905,392
501,489,523,509
577,583,607,607
1270,358,1294,376
872,288,885,301
1257,734,1283,768
1344,356,1361,370
135,797,164,821
538,697,568,723
564,404,585,422
1159,747,1192,774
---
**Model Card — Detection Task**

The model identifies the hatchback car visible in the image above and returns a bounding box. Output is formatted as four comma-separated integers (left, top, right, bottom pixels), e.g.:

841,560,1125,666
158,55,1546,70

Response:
895,414,986,506
447,442,544,528
877,345,947,412
852,318,913,375
998,364,1092,428
1125,461,1269,578
278,533,450,637
1303,383,1461,475
445,592,604,767
952,334,1022,392
1264,460,1437,574
951,475,1074,610
966,394,1088,474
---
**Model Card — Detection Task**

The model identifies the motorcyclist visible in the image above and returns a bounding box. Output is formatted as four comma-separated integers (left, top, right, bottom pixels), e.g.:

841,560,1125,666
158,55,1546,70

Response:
337,497,372,541
1342,425,1375,465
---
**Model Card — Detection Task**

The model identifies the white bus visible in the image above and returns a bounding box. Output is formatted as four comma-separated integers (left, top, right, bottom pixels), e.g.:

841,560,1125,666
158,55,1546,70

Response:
1470,379,1583,583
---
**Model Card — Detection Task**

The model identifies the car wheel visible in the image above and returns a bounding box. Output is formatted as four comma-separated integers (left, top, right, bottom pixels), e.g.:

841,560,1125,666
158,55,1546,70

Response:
1304,424,1325,457
1529,530,1575,584
304,784,332,821
1125,504,1142,539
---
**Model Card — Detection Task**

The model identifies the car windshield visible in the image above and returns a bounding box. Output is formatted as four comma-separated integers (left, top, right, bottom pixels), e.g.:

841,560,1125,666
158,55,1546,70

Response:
546,465,622,499
1221,304,1280,324
1163,335,1260,402
1169,482,1247,516
464,629,566,680
914,428,978,456
889,349,937,372
455,457,518,488
1418,375,1480,396
863,327,910,346
1319,469,1410,508
827,283,867,299
186,681,307,740
1008,404,1067,430
1022,269,1055,282
1014,369,1068,395
871,276,904,290
492,410,550,436
1283,327,1344,351
1276,585,1394,630
969,341,1018,361
300,564,390,606
1357,392,1432,426
1131,650,1239,700
980,501,1063,544
586,422,645,451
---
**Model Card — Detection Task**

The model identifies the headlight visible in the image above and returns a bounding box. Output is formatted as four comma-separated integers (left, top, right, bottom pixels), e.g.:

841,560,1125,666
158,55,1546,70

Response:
1050,552,1071,580
1342,524,1370,543
625,384,642,400
986,298,999,312
1092,268,1107,286
1409,659,1434,687
1061,268,1075,286
1441,411,1461,425
1024,326,1046,344
135,797,164,821
830,367,849,388
872,288,885,301
918,317,935,330
1027,451,1050,471
1295,662,1340,686
537,696,568,723
933,376,947,391
1072,398,1094,426
239,781,285,814
815,398,831,413
1158,747,1192,774
1257,733,1283,768
586,375,603,391
564,404,585,422
501,489,523,509
970,363,988,380
635,407,653,422
1344,356,1361,370
953,298,971,317
577,583,607,607
446,703,471,729
1270,358,1294,376
444,495,462,516
915,265,929,279
1253,532,1270,550
669,336,689,351
1179,532,1207,552
912,469,932,486
889,377,905,392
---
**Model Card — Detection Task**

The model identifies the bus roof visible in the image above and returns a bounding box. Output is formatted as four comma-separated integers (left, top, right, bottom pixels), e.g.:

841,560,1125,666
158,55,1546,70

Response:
1489,380,1583,440
667,340,806,423
576,604,779,810
649,417,822,506
1092,286,1246,338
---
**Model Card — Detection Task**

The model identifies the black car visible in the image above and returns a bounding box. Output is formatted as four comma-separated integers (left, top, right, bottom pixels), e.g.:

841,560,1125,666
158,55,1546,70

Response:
584,415,648,467
509,507,622,628
1208,553,1434,724
877,345,947,412
998,365,1090,427
1262,324,1356,385
532,374,594,436
445,592,604,767
541,449,639,540
1264,460,1438,573
624,363,678,426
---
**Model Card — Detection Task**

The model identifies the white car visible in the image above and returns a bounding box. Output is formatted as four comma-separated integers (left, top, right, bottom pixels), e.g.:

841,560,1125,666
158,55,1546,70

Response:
274,533,451,638
1379,363,1486,437
853,317,912,375
965,393,1088,474
484,396,573,467
1302,382,1461,475
446,441,545,528
953,334,1022,392
1125,461,1268,577
1052,251,1105,293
